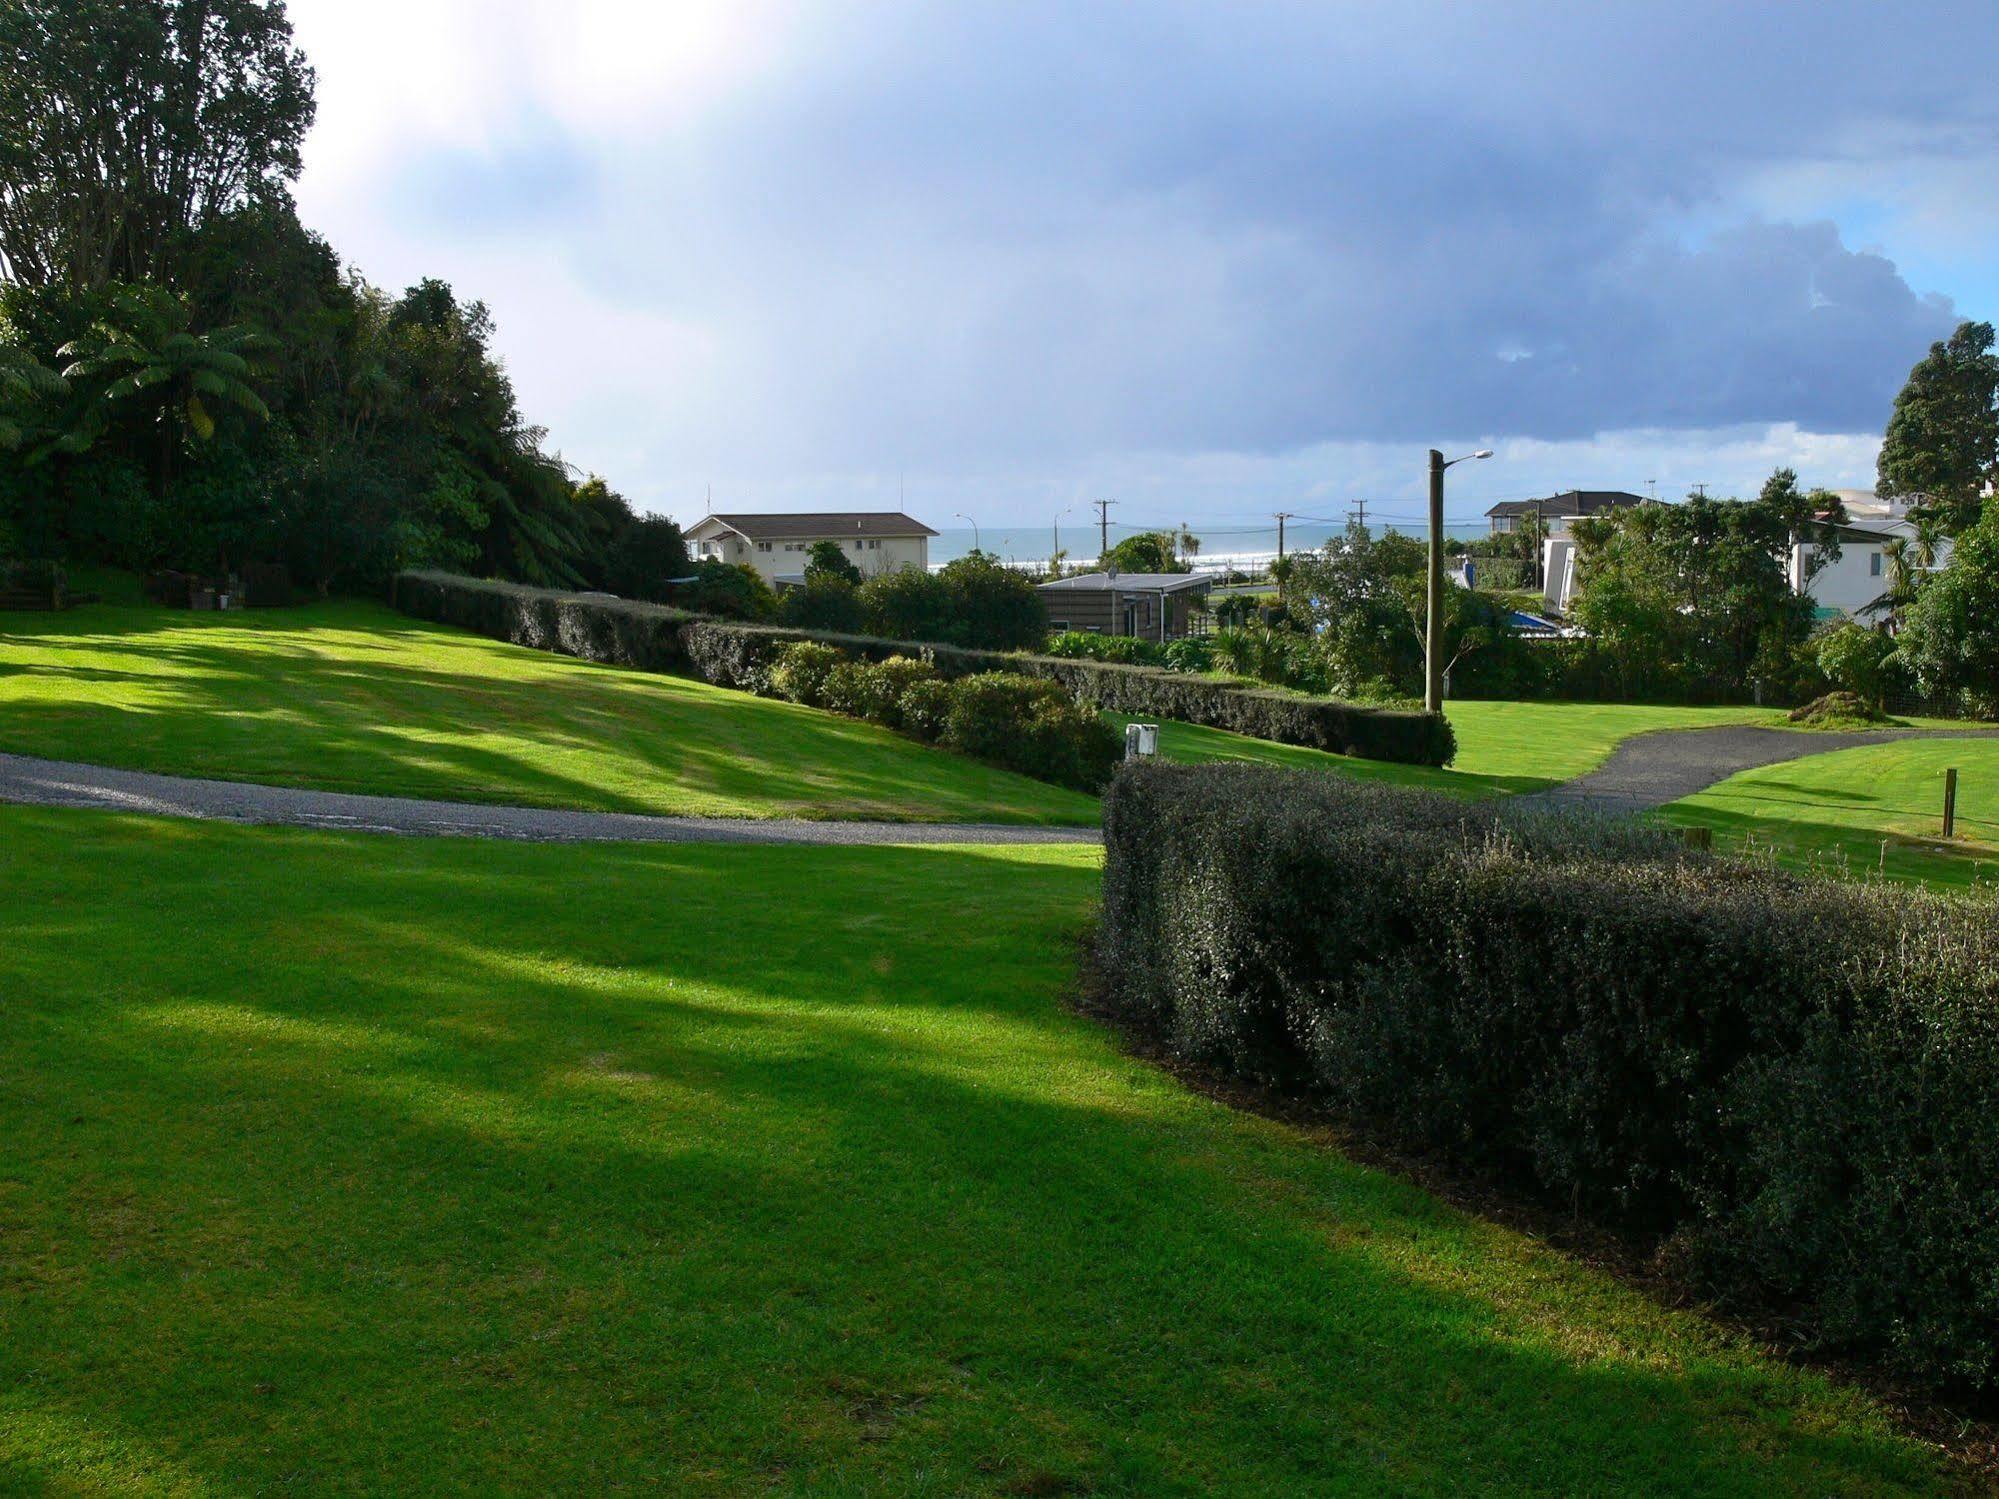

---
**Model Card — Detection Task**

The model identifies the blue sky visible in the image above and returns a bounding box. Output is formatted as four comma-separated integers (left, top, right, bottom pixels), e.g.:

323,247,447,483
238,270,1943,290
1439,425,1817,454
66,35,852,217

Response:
289,1,1999,530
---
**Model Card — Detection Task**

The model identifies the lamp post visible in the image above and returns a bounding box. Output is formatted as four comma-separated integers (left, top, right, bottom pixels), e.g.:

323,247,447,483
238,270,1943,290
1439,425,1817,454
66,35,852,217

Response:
956,513,980,555
1053,506,1072,567
1427,448,1493,713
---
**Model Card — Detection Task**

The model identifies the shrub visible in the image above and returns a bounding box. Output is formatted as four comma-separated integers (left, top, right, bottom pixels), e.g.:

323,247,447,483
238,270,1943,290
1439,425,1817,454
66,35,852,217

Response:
1,557,64,593
943,672,1122,792
394,572,1454,766
1787,691,1891,728
778,575,866,633
1044,630,1165,667
822,656,935,727
1161,637,1213,674
897,677,953,741
243,561,293,607
768,640,844,706
674,560,776,621
1099,762,1999,1394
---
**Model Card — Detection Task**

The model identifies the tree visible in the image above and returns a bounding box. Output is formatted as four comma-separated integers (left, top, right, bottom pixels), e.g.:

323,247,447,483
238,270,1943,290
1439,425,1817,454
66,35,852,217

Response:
675,560,775,620
601,515,689,602
860,565,955,642
803,538,861,586
778,575,864,632
0,0,316,291
1877,320,1999,537
1175,523,1201,561
937,551,1048,649
1102,531,1185,573
1815,623,1897,710
0,341,65,449
56,284,275,568
1893,495,1999,719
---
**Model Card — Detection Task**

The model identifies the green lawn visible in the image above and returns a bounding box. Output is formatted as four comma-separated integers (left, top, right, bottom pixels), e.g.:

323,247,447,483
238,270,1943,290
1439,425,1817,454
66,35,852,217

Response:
0,807,1952,1494
1659,736,1999,890
1128,700,1777,797
0,583,1096,825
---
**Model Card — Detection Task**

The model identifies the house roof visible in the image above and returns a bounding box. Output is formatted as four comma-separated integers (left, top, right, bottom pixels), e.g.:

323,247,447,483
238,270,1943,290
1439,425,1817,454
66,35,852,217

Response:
694,511,938,540
1037,571,1212,593
1486,490,1647,520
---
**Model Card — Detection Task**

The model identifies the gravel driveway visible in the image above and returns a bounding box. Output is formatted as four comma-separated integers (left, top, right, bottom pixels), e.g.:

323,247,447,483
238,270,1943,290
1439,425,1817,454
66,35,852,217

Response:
0,753,1102,846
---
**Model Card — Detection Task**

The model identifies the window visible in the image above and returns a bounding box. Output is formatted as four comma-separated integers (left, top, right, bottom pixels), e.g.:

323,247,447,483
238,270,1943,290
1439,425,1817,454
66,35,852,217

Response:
1050,620,1068,632
756,541,772,553
1869,552,1883,577
867,539,881,550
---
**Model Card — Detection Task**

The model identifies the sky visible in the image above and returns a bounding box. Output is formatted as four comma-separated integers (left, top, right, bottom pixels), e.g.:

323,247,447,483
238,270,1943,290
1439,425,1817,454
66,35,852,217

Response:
286,0,1999,533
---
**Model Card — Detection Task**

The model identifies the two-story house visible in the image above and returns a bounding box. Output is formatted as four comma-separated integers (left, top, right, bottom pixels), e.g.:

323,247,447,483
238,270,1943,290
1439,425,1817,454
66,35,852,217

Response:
684,512,939,585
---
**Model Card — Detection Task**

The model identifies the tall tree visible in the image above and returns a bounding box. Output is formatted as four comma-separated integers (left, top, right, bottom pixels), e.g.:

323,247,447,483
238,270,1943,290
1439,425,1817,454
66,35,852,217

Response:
1893,494,1999,719
1877,320,1999,537
0,341,65,449
0,0,316,292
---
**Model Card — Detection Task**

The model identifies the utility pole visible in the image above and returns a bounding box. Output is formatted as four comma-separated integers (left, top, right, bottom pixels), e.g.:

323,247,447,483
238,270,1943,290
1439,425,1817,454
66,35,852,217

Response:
1273,511,1294,559
1425,448,1493,714
1353,498,1368,533
1690,483,1708,500
1093,499,1118,558
1426,452,1446,714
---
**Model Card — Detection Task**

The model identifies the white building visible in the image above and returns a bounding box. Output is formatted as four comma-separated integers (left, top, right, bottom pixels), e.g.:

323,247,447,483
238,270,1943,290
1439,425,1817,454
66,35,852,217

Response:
1484,491,1647,615
1788,491,1953,620
684,512,938,585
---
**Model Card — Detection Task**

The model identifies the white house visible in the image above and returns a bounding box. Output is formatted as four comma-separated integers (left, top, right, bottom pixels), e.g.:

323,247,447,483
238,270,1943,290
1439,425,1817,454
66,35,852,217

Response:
1484,491,1647,615
1788,491,1953,620
684,512,938,585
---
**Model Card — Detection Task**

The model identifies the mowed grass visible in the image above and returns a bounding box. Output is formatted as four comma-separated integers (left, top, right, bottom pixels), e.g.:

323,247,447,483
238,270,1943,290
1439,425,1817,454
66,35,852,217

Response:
1129,700,1777,797
0,808,1951,1494
1658,736,1999,890
0,581,1095,825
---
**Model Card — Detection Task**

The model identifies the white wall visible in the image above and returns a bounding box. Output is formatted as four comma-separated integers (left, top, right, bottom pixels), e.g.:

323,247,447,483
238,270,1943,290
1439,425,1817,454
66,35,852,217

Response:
688,530,928,581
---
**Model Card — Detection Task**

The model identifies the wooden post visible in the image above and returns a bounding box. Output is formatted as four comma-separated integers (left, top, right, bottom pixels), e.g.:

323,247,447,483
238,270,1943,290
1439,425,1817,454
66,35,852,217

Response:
1943,767,1958,839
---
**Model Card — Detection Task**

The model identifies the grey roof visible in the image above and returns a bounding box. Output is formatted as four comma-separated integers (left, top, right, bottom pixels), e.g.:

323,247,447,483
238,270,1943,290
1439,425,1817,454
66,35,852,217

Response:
700,511,938,540
1487,490,1647,520
1037,571,1212,593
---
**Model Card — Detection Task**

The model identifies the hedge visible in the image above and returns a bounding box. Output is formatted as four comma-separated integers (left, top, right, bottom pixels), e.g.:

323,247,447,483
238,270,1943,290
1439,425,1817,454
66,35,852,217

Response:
1099,762,1999,1394
393,571,1453,766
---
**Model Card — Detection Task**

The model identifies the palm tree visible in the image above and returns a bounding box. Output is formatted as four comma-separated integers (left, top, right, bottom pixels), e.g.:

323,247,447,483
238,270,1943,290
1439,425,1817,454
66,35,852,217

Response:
58,286,275,494
0,342,66,450
1862,527,1940,627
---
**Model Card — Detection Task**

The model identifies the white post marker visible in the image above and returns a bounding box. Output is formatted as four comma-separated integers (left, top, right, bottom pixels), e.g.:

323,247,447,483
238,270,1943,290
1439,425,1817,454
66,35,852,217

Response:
1125,723,1159,761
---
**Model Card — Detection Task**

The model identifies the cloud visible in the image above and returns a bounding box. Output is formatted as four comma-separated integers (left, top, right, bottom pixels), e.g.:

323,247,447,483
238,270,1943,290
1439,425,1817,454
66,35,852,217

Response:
283,0,1997,518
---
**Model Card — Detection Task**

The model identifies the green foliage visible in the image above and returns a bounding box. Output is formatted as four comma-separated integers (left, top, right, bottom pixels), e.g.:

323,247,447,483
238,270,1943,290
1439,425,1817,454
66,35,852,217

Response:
935,551,1049,649
766,640,844,707
858,564,955,642
1892,494,1999,718
777,574,865,632
802,537,862,586
941,672,1122,792
1877,320,1999,537
402,571,1457,767
1565,475,1836,702
0,0,315,292
1813,624,1898,709
1101,763,1999,1394
1044,630,1166,666
600,514,690,603
675,560,776,621
1101,530,1186,573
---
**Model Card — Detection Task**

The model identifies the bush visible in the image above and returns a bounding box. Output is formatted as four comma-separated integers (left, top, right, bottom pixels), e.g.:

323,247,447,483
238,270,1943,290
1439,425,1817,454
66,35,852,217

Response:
1099,763,1999,1394
1,557,65,593
778,575,866,633
1044,630,1165,667
897,677,953,741
767,640,844,707
674,560,777,621
394,572,1455,767
943,672,1122,792
823,655,936,728
243,561,293,607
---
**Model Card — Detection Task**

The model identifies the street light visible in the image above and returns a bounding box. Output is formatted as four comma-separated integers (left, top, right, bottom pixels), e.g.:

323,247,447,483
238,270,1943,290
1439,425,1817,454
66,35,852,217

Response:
1426,448,1493,713
956,512,980,554
1053,505,1073,567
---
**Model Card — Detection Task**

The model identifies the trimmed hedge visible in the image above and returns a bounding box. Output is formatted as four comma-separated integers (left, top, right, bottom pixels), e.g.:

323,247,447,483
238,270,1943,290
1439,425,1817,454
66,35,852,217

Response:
393,571,1453,766
1099,762,1999,1394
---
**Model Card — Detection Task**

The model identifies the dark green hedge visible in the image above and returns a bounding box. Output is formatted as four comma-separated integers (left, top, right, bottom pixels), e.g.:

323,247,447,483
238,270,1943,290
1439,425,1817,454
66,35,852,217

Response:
394,571,1452,766
1099,762,1999,1394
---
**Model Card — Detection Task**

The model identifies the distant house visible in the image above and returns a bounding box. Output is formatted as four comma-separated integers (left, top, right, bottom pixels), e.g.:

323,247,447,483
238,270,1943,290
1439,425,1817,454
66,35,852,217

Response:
685,512,938,585
1488,491,1647,615
1486,490,1647,538
1788,490,1954,620
1036,571,1211,641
